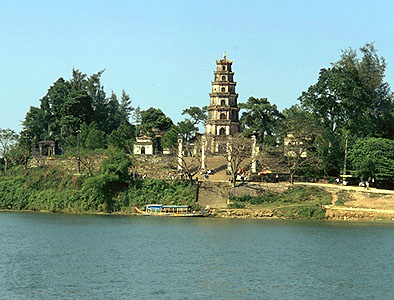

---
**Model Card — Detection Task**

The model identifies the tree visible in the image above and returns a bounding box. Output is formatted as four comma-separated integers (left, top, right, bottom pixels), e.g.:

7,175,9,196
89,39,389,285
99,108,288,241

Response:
132,105,142,126
348,138,394,184
177,138,202,185
300,43,394,139
161,127,179,150
63,124,101,176
182,106,207,126
299,43,394,175
119,90,134,122
85,127,106,150
239,97,283,143
82,151,132,212
177,119,198,141
67,148,101,176
280,106,320,184
8,143,30,169
107,122,136,153
60,90,94,138
21,106,46,150
139,107,173,136
224,134,253,187
0,129,19,172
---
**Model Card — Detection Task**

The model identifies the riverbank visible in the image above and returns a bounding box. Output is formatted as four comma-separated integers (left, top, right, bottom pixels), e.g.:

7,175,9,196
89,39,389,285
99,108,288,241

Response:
1,161,394,221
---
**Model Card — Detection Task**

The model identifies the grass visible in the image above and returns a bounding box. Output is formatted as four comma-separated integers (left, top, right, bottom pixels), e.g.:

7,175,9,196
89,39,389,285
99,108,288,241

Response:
335,191,352,206
228,186,332,219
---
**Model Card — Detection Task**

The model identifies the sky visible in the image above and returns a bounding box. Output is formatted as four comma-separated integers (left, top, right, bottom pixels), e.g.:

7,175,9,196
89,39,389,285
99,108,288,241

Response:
1,0,394,133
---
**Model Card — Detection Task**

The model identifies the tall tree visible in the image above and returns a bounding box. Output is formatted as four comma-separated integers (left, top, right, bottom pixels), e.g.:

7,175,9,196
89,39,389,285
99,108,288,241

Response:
177,120,198,141
107,122,136,153
182,106,207,126
280,106,321,183
0,129,18,172
299,43,394,139
299,43,394,175
348,137,394,185
177,137,203,184
239,97,283,143
139,107,173,136
161,127,179,151
60,90,94,138
224,134,253,187
119,90,134,122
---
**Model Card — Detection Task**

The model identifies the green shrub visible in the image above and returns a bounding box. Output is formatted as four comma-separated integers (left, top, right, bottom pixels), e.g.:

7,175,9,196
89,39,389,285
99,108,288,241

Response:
335,191,352,206
277,186,331,205
228,203,246,209
275,204,327,219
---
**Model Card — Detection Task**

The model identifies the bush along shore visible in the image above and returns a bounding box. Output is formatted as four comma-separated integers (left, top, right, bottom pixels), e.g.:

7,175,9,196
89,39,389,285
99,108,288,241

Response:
218,186,332,220
0,155,333,220
0,152,198,213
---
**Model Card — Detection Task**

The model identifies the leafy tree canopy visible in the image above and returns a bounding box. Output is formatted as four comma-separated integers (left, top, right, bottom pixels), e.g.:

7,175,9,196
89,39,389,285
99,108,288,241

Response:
107,122,136,153
161,126,180,149
177,119,198,141
239,97,283,144
20,69,134,152
0,129,19,172
139,107,173,136
299,43,394,139
348,137,394,182
182,106,207,126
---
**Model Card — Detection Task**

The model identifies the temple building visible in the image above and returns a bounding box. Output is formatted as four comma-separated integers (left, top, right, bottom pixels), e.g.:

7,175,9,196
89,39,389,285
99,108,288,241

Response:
205,52,240,152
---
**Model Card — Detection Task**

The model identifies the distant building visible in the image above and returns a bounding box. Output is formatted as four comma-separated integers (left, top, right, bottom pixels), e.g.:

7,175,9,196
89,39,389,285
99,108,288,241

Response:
133,128,167,155
133,136,154,155
283,133,309,158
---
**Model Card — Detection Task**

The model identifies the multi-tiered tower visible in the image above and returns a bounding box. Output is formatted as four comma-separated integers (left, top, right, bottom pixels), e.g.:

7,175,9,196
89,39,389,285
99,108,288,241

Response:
205,53,240,152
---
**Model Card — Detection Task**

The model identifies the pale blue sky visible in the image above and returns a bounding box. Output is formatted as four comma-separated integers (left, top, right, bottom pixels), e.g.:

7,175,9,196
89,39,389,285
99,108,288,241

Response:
1,0,394,132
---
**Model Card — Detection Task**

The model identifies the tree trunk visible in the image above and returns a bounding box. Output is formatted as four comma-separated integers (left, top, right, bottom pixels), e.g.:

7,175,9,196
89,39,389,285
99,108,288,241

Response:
188,174,194,185
232,174,237,187
290,173,294,184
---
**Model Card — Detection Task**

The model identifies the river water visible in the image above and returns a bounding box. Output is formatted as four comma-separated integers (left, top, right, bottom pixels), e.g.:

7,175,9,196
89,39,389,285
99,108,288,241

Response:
1,212,394,299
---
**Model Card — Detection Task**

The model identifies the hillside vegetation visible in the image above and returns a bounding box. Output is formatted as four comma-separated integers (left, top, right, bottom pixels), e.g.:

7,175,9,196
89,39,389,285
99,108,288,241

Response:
0,152,197,213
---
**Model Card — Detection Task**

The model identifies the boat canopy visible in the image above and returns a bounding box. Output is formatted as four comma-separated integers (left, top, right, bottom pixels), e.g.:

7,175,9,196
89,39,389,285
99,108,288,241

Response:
145,204,192,213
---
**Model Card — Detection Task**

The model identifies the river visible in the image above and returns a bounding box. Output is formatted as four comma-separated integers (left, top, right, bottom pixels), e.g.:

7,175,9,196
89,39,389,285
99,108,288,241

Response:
1,212,394,299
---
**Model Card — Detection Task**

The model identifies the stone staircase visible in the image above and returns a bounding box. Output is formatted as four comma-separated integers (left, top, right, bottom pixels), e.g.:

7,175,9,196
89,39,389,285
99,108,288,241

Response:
197,181,230,209
203,155,229,182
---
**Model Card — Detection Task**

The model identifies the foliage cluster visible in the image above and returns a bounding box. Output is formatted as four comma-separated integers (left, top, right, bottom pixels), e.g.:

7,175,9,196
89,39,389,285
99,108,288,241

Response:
239,43,394,184
0,152,197,213
335,191,353,206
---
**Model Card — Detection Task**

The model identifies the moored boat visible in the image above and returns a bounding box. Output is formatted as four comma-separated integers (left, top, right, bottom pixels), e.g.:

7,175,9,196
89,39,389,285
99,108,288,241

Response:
134,204,210,217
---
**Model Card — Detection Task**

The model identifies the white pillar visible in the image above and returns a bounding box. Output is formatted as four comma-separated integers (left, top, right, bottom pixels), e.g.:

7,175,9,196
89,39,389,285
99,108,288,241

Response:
178,134,183,171
201,135,206,171
227,140,232,173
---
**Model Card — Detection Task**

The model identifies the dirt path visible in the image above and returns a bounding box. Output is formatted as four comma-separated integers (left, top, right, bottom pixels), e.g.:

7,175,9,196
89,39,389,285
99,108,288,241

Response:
294,182,394,195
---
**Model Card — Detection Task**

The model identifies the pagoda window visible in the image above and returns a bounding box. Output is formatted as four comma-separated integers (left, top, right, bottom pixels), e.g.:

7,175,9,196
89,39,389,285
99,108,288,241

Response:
220,99,226,106
222,66,226,71
219,128,226,135
221,76,226,81
220,113,226,120
221,87,225,92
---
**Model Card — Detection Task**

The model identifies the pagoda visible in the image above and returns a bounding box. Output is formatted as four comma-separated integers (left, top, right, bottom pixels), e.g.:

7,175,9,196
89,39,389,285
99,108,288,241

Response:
205,52,240,152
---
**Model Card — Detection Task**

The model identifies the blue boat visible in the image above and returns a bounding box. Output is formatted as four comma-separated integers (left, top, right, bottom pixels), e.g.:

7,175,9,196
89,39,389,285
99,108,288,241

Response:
134,204,210,217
